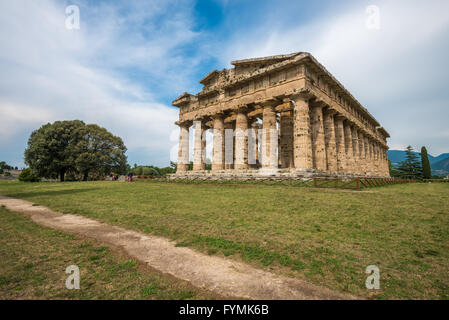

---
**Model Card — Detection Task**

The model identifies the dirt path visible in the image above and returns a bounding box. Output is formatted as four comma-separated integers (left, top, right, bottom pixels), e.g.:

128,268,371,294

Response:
0,195,354,300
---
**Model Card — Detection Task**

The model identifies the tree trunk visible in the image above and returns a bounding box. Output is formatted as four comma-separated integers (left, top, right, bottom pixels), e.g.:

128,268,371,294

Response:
83,171,89,181
59,170,65,182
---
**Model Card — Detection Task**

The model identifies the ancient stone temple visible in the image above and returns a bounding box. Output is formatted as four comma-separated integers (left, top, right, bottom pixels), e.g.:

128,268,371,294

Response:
172,52,390,179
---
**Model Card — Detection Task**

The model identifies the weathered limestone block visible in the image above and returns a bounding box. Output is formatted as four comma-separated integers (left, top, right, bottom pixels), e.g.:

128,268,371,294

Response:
177,123,190,172
311,105,327,172
293,96,313,170
323,110,338,172
212,115,224,171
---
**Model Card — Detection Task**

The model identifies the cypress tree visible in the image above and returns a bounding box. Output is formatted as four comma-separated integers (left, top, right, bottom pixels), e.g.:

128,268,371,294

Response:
421,146,431,179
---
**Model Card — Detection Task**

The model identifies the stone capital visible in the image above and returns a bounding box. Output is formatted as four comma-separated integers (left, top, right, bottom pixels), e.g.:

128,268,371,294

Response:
175,120,192,128
286,88,314,101
235,104,250,113
211,112,225,120
258,98,278,109
323,107,337,116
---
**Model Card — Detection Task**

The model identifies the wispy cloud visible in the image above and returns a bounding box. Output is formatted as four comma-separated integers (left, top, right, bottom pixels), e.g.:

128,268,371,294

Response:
0,0,200,166
208,0,449,155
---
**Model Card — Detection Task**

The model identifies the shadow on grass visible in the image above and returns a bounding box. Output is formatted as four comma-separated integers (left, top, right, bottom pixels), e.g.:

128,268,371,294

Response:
2,188,99,199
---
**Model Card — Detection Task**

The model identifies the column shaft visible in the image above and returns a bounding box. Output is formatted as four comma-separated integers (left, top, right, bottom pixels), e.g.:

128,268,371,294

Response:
323,111,338,172
177,124,190,172
344,121,354,173
212,116,225,171
334,116,346,172
249,122,259,168
235,112,249,170
352,127,360,174
193,120,205,171
311,105,327,171
279,110,294,168
293,97,313,169
262,106,278,169
358,132,366,174
224,122,234,170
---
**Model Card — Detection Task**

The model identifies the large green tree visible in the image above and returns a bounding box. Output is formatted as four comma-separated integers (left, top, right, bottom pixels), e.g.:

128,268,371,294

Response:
420,146,431,179
25,120,84,181
24,120,127,181
397,145,422,179
72,124,127,181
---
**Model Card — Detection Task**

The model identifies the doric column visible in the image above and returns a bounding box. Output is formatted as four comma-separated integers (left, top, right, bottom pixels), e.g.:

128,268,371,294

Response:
358,131,366,174
193,119,206,171
384,147,390,177
344,121,354,173
334,115,346,172
364,135,370,175
279,110,294,168
261,105,278,169
235,110,249,170
224,122,234,170
352,126,360,174
374,142,380,176
212,115,224,171
323,109,338,172
311,104,327,172
177,122,190,172
293,96,313,170
368,139,374,175
248,121,259,168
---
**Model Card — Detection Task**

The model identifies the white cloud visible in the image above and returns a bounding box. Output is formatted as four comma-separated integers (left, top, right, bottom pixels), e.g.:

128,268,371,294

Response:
213,0,449,155
0,0,195,166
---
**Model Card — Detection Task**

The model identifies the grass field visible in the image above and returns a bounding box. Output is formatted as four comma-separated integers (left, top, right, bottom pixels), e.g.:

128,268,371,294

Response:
0,205,215,299
0,180,448,299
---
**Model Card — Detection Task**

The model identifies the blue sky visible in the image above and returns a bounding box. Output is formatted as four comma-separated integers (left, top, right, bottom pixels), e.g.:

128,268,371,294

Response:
1,0,449,168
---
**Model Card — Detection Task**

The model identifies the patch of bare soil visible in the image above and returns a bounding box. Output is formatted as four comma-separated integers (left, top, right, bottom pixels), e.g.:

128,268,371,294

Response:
0,195,355,300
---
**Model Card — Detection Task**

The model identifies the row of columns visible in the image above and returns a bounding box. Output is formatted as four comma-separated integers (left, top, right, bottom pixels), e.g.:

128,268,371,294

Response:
177,96,389,176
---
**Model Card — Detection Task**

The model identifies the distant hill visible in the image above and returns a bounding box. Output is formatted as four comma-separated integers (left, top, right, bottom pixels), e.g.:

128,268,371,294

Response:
387,150,449,165
432,157,449,171
432,153,449,164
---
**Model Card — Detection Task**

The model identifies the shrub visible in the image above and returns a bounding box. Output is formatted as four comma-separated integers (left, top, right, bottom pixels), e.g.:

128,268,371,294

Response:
18,168,40,182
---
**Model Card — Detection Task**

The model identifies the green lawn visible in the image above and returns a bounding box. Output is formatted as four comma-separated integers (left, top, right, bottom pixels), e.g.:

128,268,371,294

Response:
0,180,448,299
0,205,215,299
